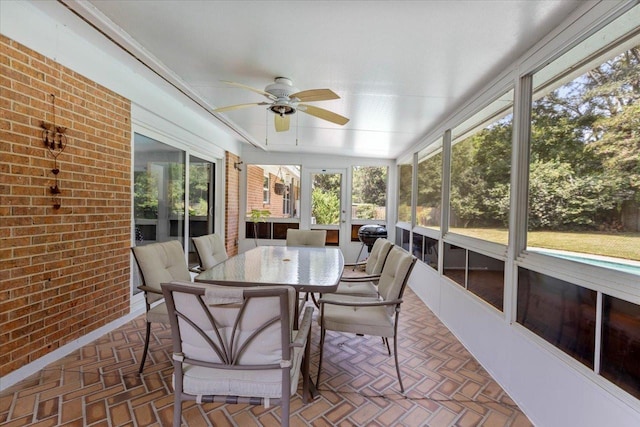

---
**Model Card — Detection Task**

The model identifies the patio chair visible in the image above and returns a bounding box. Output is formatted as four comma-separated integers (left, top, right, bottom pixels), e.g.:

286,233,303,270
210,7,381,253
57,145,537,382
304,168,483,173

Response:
161,281,313,427
286,229,327,306
131,240,191,373
316,246,417,392
336,238,394,297
191,233,228,272
285,229,327,247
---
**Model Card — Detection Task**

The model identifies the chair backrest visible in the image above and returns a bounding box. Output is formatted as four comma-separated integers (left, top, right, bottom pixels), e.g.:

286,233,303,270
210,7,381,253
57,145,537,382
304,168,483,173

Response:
364,238,394,275
132,240,191,303
377,247,417,306
286,229,327,247
162,281,296,367
192,233,228,270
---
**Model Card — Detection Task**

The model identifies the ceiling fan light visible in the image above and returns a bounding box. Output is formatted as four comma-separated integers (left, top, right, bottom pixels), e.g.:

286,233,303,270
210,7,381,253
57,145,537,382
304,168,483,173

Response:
269,104,296,116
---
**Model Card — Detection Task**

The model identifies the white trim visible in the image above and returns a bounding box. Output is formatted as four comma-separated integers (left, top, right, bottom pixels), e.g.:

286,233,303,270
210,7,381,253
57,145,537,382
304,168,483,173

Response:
0,305,145,392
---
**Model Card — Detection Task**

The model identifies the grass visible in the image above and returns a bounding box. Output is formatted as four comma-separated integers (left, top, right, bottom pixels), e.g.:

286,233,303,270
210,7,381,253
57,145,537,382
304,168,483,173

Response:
448,228,640,261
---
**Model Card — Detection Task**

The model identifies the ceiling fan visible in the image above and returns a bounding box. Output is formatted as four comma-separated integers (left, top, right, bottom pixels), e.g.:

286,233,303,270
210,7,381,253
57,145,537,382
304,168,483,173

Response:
213,77,349,132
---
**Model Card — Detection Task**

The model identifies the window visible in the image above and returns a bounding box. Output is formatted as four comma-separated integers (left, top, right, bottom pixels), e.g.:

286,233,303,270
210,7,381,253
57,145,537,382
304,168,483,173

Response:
443,243,504,311
133,133,185,246
351,166,387,221
416,141,442,229
395,226,410,252
601,295,640,398
282,184,290,216
246,164,300,219
412,233,439,269
517,267,596,369
450,90,514,245
397,163,413,224
263,175,270,204
311,172,342,226
528,23,640,274
188,155,215,266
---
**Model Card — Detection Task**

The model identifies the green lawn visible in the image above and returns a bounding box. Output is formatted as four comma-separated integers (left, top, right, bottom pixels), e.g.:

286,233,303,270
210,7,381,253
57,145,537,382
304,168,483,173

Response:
448,228,640,261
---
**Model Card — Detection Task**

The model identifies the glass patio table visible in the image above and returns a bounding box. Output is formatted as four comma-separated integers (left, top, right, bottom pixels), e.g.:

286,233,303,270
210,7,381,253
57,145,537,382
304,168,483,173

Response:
194,245,344,293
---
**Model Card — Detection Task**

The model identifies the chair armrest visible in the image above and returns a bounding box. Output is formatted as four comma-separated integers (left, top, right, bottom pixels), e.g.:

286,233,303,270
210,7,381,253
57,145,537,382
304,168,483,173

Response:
137,285,163,295
318,296,402,308
292,306,314,348
343,260,366,268
339,274,381,283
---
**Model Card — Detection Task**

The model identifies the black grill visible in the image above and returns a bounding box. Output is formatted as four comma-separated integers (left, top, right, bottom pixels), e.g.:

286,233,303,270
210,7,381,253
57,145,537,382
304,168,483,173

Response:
358,224,387,251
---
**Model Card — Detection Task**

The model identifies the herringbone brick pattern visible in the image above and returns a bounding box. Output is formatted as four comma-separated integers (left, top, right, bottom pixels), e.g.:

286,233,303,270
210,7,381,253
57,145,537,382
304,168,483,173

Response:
0,289,532,426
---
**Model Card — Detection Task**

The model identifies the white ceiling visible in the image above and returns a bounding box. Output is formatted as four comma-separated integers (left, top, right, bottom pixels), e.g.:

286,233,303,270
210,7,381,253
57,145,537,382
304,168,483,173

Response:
77,0,585,159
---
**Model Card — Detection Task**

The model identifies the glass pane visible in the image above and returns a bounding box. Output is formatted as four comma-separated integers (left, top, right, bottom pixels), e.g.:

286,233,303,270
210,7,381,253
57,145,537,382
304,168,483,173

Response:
417,141,442,228
351,166,387,220
188,155,214,267
247,165,300,219
450,91,513,245
517,267,596,368
398,163,413,223
601,295,640,399
133,133,185,245
411,232,438,270
133,133,185,294
311,172,342,225
443,243,466,287
528,36,640,273
468,251,504,311
423,236,439,269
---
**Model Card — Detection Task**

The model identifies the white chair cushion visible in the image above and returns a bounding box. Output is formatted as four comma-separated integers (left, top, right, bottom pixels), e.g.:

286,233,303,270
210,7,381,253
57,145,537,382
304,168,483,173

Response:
321,303,394,337
192,234,228,270
133,240,191,303
364,239,393,275
335,280,378,297
181,342,304,398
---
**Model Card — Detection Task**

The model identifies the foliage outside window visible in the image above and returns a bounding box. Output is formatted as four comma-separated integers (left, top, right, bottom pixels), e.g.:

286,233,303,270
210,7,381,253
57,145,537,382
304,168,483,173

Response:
188,158,212,217
397,163,413,223
417,141,442,228
352,166,387,220
450,91,514,245
312,172,341,225
246,165,300,219
528,40,640,266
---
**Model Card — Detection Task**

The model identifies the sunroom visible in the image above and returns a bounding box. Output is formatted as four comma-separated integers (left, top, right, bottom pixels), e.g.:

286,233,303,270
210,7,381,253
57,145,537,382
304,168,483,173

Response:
1,1,639,426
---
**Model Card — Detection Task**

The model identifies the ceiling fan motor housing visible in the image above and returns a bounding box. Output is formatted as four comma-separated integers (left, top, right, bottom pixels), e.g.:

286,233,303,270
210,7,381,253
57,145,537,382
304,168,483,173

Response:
265,77,299,98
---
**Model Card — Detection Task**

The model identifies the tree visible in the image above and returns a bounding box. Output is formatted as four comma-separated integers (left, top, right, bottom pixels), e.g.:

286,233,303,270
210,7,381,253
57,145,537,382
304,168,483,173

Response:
528,45,639,230
352,166,387,206
134,171,158,219
312,188,340,224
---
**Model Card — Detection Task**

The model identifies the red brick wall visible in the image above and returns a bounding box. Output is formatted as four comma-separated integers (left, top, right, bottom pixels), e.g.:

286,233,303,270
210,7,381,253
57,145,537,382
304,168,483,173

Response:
225,152,240,256
0,35,132,376
246,165,285,218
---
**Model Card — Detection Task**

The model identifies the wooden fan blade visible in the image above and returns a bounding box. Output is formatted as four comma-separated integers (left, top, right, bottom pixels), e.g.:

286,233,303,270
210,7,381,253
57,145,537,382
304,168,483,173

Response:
290,88,339,102
299,104,349,125
221,80,277,100
274,115,290,132
213,102,268,113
